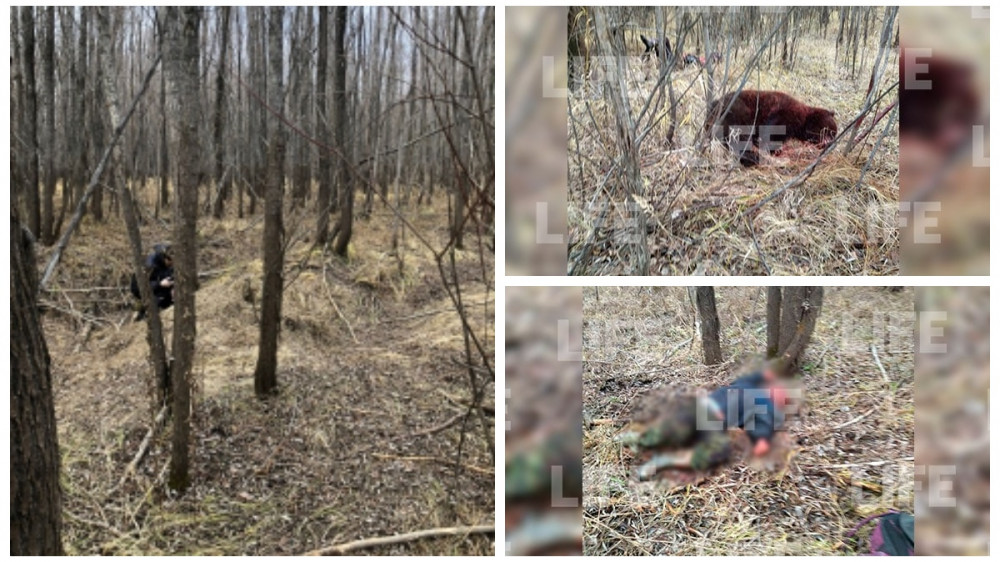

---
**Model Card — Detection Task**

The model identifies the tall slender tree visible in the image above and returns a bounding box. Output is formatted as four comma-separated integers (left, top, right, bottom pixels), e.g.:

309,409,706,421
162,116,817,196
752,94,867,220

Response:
161,5,203,492
315,6,332,244
97,7,171,408
211,6,232,219
254,6,286,397
331,6,352,257
20,7,41,237
39,7,56,245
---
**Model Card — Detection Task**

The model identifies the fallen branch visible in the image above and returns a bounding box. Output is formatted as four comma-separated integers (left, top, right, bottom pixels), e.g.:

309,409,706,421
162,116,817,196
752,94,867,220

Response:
802,456,914,469
39,53,162,291
118,404,169,488
321,260,358,343
303,524,494,555
436,388,495,415
410,412,465,438
830,405,879,430
72,321,95,354
372,453,493,476
871,344,894,413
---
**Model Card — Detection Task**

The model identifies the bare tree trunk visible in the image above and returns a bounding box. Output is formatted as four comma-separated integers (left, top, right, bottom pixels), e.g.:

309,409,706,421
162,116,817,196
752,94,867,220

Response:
11,213,64,556
696,287,723,365
593,7,648,275
74,9,90,218
211,6,231,219
161,5,202,493
315,7,331,244
332,7,352,257
98,7,173,412
40,7,56,245
254,6,286,398
158,32,169,217
775,286,823,372
20,7,41,238
765,286,781,358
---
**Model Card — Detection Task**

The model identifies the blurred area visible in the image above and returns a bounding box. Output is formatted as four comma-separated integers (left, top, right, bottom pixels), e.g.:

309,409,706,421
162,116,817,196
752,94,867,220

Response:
505,7,569,275
914,287,989,554
505,287,583,554
899,7,989,275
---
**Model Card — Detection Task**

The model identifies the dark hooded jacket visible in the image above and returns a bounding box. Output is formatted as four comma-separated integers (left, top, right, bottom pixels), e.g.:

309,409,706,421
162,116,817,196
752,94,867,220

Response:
708,371,783,444
130,248,174,309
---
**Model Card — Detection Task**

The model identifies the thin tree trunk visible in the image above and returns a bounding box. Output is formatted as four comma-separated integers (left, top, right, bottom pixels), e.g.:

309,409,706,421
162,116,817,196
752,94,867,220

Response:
161,5,202,493
593,7,648,275
38,51,163,291
332,7,352,257
696,286,723,365
315,7,331,244
11,213,64,556
40,7,56,245
254,6,286,398
20,7,41,237
765,286,781,358
211,6,231,219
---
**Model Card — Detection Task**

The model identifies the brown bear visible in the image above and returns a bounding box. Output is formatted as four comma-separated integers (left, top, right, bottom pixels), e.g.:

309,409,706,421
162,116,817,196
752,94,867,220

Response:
705,90,838,166
899,48,980,153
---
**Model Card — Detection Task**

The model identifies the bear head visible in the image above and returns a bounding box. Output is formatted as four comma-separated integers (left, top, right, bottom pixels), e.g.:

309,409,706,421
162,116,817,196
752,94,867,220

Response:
802,108,837,147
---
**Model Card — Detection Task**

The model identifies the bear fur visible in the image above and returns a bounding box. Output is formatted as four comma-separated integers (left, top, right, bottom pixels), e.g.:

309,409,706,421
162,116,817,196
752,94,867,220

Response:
899,48,980,152
705,90,838,166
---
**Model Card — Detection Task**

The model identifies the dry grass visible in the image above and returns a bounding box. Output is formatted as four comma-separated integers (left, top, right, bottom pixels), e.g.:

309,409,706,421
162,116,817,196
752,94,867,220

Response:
41,190,494,555
582,287,914,555
568,24,899,275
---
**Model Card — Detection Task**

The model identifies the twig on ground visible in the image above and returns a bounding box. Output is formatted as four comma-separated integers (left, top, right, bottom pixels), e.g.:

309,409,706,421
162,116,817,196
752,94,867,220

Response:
830,405,879,430
372,453,493,476
302,524,494,555
871,344,894,413
117,404,169,489
410,412,465,438
802,456,914,469
321,260,359,343
436,388,495,415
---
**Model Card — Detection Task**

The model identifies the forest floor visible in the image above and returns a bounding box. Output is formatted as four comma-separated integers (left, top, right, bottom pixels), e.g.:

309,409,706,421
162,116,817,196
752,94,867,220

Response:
40,190,495,555
567,28,899,275
581,286,914,555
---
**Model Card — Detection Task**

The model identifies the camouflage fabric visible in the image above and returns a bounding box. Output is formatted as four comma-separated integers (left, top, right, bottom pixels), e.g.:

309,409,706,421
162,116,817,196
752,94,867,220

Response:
506,430,583,500
626,393,733,479
689,431,732,471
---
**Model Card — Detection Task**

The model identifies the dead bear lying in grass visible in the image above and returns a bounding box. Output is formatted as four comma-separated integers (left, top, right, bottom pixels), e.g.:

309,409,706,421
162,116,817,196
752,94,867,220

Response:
706,90,838,166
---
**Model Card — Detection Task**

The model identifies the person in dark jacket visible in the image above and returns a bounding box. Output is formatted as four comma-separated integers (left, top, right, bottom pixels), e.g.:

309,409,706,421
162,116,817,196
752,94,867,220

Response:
618,366,786,480
130,243,174,321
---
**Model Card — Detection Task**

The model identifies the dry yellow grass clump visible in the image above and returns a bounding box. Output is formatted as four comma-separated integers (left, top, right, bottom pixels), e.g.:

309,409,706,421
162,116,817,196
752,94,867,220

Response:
568,26,899,275
582,287,914,555
40,191,495,555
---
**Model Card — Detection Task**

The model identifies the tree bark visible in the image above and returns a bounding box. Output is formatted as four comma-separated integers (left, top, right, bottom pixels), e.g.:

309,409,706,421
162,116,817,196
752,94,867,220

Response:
315,6,332,244
40,7,56,245
765,287,781,358
331,7,352,257
696,286,723,365
593,7,648,275
161,5,202,492
254,6,286,398
11,212,64,555
775,286,823,372
97,7,172,410
20,7,41,238
211,6,231,219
